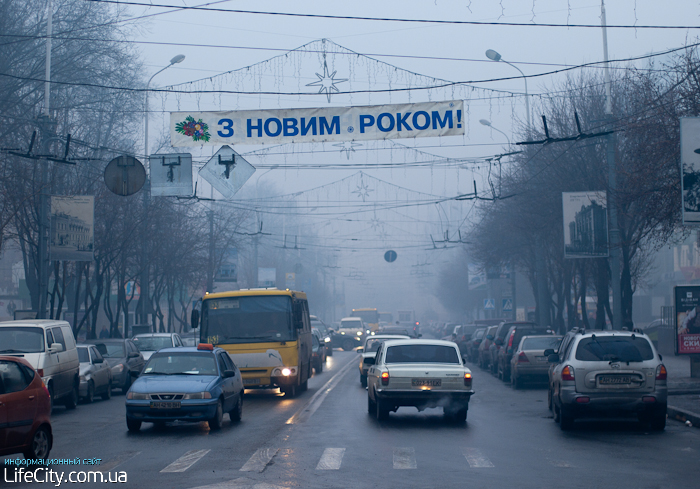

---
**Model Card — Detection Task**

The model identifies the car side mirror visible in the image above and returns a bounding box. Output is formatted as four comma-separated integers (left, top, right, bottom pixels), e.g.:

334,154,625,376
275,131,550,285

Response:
495,338,504,346
128,352,139,358
94,357,104,364
50,343,63,353
223,369,236,378
543,349,554,357
191,309,200,330
547,354,560,363
357,347,364,353
486,335,494,341
129,370,140,378
363,356,376,366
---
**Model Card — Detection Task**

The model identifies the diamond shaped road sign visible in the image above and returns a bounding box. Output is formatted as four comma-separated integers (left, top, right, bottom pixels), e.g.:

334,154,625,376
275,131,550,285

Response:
199,145,255,199
484,299,495,310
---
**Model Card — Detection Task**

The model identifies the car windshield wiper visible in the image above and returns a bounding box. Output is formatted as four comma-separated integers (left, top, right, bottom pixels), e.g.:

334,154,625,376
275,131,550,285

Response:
143,371,173,375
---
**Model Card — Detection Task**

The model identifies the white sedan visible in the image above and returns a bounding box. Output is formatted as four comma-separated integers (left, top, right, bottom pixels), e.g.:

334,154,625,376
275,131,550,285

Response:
366,339,474,422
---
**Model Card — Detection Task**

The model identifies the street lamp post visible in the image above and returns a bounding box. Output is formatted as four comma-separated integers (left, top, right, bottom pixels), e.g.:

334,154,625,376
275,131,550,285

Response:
479,119,516,321
486,49,549,326
140,54,185,328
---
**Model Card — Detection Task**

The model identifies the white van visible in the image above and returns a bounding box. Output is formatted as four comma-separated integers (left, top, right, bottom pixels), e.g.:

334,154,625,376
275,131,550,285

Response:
0,320,80,410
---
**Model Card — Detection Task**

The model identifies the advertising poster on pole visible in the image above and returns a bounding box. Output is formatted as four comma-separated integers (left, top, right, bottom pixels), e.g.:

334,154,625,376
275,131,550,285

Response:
215,248,238,282
680,117,700,225
50,196,94,261
562,191,608,258
674,285,700,354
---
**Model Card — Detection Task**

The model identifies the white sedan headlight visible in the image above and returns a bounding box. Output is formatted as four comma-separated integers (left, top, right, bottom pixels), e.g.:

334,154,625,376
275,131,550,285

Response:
357,331,363,336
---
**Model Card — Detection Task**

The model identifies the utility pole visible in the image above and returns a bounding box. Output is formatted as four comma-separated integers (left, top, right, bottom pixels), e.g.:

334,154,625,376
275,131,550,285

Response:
601,0,622,329
37,0,54,319
206,207,215,292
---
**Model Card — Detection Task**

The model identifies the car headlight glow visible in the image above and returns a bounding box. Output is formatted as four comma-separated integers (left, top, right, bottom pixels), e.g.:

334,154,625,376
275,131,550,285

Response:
282,368,292,376
357,331,362,336
272,366,298,377
324,337,331,343
126,392,149,400
183,392,212,400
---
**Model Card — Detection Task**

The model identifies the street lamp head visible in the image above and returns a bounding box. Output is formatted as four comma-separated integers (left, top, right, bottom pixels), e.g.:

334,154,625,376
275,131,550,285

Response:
485,49,502,62
170,54,186,65
479,119,492,127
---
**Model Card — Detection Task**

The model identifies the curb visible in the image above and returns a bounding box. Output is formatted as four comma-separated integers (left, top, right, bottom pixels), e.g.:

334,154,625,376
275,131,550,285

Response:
667,404,700,427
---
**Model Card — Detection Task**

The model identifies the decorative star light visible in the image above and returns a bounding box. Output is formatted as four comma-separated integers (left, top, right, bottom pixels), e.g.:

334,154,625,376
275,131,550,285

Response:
369,210,383,231
332,141,362,160
306,60,348,103
352,180,373,202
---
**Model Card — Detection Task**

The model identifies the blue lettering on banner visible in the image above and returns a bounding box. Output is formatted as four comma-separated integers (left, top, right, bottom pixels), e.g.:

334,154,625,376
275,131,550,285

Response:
320,116,340,135
377,113,395,132
397,112,412,131
359,114,375,133
264,118,282,137
283,118,299,136
217,119,234,137
301,117,317,136
412,111,431,130
432,111,453,129
247,119,263,138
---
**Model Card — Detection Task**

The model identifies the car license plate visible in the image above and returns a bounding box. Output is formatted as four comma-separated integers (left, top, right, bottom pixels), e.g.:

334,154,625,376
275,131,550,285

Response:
598,375,631,385
150,401,181,409
535,356,547,362
243,378,260,385
412,379,441,387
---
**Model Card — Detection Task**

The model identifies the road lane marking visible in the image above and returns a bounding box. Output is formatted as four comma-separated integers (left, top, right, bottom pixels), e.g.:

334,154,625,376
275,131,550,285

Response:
316,448,345,470
393,447,417,469
161,449,211,473
99,451,140,473
549,460,574,468
286,355,357,424
462,448,494,468
240,448,279,473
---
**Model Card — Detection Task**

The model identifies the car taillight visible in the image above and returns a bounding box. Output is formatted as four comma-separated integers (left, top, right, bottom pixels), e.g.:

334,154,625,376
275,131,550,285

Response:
37,369,44,377
381,371,390,386
561,365,575,381
517,352,529,363
507,331,515,349
464,372,472,388
656,365,667,381
41,381,50,398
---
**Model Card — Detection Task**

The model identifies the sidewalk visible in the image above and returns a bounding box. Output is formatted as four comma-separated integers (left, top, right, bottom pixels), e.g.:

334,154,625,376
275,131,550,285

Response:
664,354,700,426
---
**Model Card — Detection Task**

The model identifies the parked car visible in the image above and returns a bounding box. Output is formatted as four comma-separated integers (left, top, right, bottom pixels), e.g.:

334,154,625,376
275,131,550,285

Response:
0,356,53,460
547,328,667,431
335,317,367,351
77,344,113,402
132,333,184,361
465,327,487,363
86,338,145,393
509,335,562,389
311,328,327,373
0,320,80,411
478,325,499,370
357,334,410,387
452,324,478,355
366,339,474,421
125,344,244,432
310,315,333,356
496,322,552,381
488,321,517,375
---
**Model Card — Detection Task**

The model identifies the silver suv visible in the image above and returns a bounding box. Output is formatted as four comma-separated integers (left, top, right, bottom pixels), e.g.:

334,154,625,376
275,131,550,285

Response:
547,329,667,431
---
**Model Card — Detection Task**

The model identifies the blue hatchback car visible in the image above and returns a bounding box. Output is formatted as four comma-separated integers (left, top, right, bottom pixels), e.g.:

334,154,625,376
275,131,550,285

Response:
125,344,244,432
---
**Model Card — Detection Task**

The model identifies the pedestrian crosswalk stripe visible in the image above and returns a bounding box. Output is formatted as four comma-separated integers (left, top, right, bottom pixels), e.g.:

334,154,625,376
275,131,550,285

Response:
99,451,140,473
462,448,494,468
393,447,417,469
316,448,345,470
161,449,211,473
240,448,279,473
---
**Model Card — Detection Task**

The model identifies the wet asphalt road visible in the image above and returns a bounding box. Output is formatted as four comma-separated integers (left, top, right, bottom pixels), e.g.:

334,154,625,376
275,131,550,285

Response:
3,349,700,489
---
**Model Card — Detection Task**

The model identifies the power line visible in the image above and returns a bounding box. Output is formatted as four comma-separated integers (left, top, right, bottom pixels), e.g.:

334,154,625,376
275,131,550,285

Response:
86,1,700,29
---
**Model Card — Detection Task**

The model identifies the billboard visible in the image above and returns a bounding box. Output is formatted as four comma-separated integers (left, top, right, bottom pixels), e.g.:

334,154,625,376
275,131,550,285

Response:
170,100,464,146
215,248,238,282
562,191,608,258
674,285,700,354
50,196,94,261
681,117,700,225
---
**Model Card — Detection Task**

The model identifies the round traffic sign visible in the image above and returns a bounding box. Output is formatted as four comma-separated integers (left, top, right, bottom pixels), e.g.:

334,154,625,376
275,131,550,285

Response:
384,250,397,263
104,155,146,196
